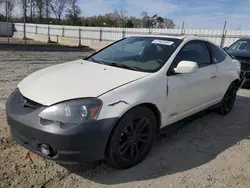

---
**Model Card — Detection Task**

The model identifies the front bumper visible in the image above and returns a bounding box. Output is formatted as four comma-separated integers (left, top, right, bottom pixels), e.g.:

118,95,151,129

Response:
238,71,247,89
6,89,118,164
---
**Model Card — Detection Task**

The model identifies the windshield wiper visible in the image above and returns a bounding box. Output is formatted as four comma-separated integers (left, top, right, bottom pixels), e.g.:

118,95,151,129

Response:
88,59,145,71
109,63,141,71
88,57,105,64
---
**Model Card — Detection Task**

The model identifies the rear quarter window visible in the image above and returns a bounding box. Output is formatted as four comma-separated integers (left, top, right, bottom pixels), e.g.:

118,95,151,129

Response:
207,42,227,63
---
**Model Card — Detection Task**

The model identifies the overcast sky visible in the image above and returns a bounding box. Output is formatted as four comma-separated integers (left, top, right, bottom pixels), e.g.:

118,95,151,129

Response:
11,0,250,29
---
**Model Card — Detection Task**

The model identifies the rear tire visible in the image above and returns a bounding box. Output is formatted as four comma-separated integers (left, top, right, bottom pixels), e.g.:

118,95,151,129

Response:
217,82,237,115
105,106,157,169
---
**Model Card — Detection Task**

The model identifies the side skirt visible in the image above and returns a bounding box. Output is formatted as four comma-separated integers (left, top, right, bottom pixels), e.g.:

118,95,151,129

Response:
158,103,219,137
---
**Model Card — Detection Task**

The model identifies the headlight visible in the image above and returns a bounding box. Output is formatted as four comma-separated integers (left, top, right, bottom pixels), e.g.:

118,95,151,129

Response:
39,98,102,126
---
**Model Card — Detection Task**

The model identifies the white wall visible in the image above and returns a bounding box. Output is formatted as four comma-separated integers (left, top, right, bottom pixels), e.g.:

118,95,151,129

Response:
0,22,13,37
13,23,250,47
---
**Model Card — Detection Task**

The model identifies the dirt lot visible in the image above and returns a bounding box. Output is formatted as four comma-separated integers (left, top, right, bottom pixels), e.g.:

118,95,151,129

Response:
1,39,250,188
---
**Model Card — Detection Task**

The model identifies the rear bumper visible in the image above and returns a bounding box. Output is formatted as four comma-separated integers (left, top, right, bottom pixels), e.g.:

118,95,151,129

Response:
6,89,118,164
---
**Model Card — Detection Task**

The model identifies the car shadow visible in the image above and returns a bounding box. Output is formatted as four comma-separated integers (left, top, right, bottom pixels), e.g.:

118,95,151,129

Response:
0,43,95,52
62,95,250,185
242,83,250,89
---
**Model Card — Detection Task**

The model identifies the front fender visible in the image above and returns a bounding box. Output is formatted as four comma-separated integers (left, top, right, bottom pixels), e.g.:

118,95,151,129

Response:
97,73,167,126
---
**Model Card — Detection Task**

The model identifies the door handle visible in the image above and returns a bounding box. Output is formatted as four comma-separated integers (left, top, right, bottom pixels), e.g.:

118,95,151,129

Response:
211,75,217,79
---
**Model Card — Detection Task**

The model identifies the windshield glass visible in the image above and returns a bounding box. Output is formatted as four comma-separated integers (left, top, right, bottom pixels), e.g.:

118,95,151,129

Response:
229,40,250,52
86,37,182,73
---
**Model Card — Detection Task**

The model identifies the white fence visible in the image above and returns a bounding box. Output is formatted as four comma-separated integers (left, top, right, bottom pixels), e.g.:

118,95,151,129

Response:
13,23,250,47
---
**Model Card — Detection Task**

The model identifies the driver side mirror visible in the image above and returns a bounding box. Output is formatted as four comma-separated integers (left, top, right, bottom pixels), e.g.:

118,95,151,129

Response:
174,60,198,74
223,47,229,50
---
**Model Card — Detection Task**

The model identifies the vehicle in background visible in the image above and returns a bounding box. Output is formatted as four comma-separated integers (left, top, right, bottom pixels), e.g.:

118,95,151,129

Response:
224,38,250,83
6,35,244,169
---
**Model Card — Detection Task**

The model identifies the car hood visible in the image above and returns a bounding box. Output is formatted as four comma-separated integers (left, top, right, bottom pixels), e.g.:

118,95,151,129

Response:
226,50,250,58
18,59,150,106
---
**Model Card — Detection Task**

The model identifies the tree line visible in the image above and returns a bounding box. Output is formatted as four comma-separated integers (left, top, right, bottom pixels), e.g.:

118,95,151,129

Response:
0,0,175,28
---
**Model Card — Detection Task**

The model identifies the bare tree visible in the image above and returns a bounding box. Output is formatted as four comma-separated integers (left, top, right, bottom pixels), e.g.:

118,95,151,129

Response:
45,0,50,23
66,0,81,25
0,0,4,6
20,0,28,20
113,8,127,27
35,0,45,22
49,0,68,24
5,0,15,20
27,0,35,22
141,11,149,28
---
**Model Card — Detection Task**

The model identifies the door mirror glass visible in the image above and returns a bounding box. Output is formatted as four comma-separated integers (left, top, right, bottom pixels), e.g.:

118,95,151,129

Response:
174,60,198,74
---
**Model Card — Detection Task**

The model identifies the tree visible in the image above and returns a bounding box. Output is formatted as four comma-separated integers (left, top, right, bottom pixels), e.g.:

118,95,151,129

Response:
140,11,148,18
165,19,175,29
6,0,15,20
49,0,68,24
35,0,45,22
156,16,164,23
130,16,141,28
141,11,149,28
20,0,28,21
66,0,81,25
114,8,127,27
156,16,164,28
125,19,134,28
103,13,118,27
28,0,35,22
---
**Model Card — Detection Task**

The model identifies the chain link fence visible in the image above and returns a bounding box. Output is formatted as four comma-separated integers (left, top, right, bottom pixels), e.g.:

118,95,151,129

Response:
1,22,250,48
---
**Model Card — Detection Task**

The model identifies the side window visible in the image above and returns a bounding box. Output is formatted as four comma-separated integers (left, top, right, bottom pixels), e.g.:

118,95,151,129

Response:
207,42,227,63
230,41,241,50
229,40,250,52
174,41,211,68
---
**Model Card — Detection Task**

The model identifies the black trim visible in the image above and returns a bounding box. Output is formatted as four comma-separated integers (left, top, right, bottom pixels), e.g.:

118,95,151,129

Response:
206,42,228,64
205,42,214,64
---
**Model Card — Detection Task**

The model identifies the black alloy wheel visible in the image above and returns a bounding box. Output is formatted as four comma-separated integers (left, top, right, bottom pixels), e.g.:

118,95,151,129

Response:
218,82,237,115
105,106,157,169
118,117,152,162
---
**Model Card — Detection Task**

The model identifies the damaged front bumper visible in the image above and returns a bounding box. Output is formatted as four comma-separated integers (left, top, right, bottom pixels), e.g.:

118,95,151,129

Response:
238,71,247,90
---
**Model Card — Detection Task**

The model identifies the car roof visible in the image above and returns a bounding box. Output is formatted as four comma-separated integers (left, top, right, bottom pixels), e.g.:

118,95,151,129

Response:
237,37,250,41
128,34,200,40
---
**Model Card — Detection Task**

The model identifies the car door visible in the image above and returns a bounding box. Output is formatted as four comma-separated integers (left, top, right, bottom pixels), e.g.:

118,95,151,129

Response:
166,40,217,123
206,42,232,98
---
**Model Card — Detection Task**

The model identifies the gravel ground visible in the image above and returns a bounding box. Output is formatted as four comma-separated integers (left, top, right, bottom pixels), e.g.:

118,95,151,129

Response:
1,39,250,188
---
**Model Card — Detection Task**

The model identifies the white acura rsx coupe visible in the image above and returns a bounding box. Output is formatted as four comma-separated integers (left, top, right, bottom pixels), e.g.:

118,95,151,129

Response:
6,35,245,169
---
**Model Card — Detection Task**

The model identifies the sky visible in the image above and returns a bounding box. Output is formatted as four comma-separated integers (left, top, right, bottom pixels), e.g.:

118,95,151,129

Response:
76,0,250,29
9,0,250,30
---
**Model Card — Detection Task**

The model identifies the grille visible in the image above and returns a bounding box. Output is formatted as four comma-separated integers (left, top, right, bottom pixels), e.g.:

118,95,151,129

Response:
234,56,250,72
19,93,42,110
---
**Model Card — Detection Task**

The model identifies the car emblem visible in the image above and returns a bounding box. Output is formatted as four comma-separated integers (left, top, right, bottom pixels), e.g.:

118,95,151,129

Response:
21,98,28,107
20,98,36,109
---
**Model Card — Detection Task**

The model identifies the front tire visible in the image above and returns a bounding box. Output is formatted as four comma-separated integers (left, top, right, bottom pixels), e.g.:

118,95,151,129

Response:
105,106,157,169
218,82,237,115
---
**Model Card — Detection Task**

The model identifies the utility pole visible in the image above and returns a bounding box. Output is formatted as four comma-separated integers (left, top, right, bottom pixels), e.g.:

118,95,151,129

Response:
46,0,51,42
220,20,227,47
23,0,27,44
181,21,185,34
6,0,9,43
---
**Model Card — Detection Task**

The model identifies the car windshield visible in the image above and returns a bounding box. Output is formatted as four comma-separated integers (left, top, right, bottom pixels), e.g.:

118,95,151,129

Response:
229,40,250,52
86,37,182,73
